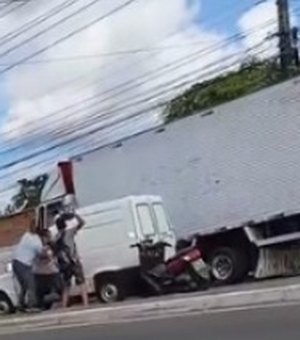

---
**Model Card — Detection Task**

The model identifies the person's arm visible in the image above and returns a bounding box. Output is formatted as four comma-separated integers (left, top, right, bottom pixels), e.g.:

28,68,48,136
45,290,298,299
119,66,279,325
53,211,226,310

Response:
37,246,51,260
74,213,85,231
64,213,85,236
34,236,44,257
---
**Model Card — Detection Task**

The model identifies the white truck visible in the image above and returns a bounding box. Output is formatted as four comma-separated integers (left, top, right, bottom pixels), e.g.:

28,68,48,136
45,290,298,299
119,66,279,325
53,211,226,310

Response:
55,76,300,285
0,194,176,314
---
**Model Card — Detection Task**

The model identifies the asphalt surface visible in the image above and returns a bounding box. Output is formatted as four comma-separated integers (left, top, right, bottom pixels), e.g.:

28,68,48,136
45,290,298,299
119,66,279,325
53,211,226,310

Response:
1,304,300,340
95,275,300,309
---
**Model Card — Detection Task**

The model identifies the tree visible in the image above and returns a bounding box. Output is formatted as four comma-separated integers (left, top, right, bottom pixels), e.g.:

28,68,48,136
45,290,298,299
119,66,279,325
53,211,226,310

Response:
164,57,298,122
9,174,49,213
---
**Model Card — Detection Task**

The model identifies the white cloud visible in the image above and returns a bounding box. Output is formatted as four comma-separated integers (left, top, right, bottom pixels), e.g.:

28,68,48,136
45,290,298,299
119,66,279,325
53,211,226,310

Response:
0,0,238,147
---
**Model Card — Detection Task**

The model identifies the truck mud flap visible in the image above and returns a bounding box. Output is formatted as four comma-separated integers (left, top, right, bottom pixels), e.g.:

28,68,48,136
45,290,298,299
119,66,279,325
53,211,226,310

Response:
255,248,300,278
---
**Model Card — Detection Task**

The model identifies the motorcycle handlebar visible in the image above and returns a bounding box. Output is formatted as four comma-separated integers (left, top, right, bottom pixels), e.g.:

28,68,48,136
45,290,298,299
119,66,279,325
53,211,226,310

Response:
160,242,172,247
130,241,172,248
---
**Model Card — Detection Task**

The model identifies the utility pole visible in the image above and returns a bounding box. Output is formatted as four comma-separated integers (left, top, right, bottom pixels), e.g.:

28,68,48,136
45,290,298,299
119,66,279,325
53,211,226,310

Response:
291,27,300,66
276,0,293,74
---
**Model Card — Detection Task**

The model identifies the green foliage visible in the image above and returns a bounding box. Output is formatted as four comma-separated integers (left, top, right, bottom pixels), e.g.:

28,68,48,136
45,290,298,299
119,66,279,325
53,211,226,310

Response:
164,59,300,122
2,174,49,216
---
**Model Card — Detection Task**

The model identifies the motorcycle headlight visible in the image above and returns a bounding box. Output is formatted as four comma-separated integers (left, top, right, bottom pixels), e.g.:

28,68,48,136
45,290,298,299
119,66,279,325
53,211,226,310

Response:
183,255,191,261
5,263,12,273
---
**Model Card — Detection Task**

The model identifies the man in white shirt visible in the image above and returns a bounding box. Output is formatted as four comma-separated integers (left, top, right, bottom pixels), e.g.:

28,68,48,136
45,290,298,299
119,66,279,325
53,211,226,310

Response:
12,219,43,310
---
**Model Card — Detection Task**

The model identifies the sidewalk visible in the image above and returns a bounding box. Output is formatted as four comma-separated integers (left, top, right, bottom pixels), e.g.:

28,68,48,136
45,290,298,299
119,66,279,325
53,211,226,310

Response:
1,277,300,335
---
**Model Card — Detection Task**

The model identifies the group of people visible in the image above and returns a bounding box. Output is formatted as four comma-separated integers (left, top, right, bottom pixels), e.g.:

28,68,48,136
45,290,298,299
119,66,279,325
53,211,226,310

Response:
12,210,89,312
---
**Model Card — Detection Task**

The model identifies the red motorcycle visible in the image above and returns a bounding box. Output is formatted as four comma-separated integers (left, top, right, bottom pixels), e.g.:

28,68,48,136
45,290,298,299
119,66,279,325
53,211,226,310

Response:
131,238,210,295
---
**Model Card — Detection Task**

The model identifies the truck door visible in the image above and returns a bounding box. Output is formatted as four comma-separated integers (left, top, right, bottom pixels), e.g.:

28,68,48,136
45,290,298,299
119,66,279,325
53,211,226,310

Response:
152,202,176,257
135,203,157,240
152,203,172,236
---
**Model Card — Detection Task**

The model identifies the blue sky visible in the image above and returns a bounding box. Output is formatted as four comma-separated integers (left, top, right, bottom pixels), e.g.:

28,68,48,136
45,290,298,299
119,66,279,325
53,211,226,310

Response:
200,0,300,34
199,0,255,33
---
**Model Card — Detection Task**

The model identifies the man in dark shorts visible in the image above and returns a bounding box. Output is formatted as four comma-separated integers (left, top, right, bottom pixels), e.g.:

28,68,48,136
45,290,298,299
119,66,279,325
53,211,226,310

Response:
55,212,88,308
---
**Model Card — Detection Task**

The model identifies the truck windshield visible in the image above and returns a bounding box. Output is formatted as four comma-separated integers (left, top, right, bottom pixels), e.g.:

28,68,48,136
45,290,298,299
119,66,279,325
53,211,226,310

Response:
137,204,155,236
153,203,170,234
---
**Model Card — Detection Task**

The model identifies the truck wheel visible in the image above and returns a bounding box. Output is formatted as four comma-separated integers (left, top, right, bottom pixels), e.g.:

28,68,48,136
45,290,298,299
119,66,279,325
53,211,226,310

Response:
209,247,248,284
95,276,125,304
0,292,15,315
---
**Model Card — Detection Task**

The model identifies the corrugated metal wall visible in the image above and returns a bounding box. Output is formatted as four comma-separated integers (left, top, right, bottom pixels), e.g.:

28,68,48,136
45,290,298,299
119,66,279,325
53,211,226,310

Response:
73,77,300,235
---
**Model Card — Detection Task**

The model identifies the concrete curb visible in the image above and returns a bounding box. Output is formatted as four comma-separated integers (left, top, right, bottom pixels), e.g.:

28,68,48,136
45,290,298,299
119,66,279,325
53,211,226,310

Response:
1,283,300,334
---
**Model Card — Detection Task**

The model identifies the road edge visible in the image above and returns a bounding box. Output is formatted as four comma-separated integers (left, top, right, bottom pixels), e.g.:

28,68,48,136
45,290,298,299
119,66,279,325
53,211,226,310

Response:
1,283,300,334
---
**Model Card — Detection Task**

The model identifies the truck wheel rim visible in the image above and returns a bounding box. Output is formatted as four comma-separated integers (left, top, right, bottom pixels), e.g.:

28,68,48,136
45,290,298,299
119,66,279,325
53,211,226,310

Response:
211,255,233,281
101,284,118,302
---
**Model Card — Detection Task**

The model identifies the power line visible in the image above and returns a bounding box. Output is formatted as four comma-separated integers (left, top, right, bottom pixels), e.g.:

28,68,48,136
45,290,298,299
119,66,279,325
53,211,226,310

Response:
0,0,282,190
0,0,26,19
37,41,273,144
0,42,243,65
0,12,280,173
0,1,13,12
0,18,277,149
0,50,273,173
0,0,138,74
0,42,276,173
1,35,240,143
0,34,248,151
0,42,278,187
0,2,11,9
11,25,197,101
0,0,103,60
0,49,279,192
0,0,273,106
17,25,211,101
0,0,274,66
0,0,79,47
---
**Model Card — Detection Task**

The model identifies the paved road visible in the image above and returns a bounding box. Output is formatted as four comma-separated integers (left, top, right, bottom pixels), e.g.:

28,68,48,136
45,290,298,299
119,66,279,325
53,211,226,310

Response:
22,275,300,315
94,275,300,309
2,304,300,340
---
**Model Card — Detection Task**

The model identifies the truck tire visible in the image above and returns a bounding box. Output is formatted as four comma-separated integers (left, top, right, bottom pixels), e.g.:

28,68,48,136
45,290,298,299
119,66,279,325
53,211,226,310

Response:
95,275,125,304
0,292,15,315
209,247,248,284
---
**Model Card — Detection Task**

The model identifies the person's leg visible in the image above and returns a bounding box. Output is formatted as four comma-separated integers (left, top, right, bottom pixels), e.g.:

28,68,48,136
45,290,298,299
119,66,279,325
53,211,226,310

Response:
74,262,88,307
62,286,70,308
53,273,63,296
36,275,60,310
79,284,89,308
46,274,61,303
34,275,45,309
25,269,38,309
61,272,71,308
12,260,29,310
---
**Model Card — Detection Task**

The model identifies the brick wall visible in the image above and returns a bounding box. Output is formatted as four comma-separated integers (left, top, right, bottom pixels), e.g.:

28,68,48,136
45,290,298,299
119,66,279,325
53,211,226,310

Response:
0,210,35,247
